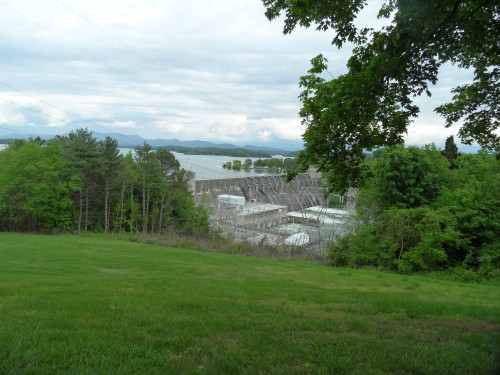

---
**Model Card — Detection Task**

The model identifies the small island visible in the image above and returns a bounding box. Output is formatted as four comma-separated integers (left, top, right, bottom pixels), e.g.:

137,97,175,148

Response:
222,157,297,171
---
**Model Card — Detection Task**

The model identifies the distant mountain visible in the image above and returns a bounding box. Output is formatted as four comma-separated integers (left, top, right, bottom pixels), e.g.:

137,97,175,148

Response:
1,131,486,154
148,138,239,149
97,134,301,153
241,145,291,154
0,132,302,153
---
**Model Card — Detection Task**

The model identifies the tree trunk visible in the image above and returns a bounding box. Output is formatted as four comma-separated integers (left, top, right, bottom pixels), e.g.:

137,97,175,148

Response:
84,186,89,232
104,178,109,233
158,195,165,234
115,180,125,232
78,189,83,234
142,174,146,233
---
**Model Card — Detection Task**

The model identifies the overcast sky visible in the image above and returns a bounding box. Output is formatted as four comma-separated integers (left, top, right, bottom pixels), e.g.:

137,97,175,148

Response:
0,0,475,149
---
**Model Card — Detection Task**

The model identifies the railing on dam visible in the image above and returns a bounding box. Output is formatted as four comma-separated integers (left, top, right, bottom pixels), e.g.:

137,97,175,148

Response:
195,171,325,212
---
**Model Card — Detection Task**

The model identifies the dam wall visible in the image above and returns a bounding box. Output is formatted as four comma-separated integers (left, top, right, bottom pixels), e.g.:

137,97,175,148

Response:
195,171,324,212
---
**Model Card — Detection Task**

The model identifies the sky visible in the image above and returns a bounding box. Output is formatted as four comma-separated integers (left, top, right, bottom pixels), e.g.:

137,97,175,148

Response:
0,0,476,150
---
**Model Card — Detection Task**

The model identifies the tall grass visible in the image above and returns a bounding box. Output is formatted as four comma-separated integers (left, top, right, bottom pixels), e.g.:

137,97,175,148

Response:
0,233,498,374
123,231,327,262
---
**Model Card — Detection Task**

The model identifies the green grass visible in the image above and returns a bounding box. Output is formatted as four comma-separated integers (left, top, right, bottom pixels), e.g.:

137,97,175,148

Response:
0,233,499,374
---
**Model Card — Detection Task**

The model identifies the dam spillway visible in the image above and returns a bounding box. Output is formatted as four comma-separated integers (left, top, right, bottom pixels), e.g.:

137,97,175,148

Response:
194,171,325,212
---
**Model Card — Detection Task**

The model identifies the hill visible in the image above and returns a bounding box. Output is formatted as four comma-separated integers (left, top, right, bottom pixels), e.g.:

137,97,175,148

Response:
0,133,302,153
0,233,498,373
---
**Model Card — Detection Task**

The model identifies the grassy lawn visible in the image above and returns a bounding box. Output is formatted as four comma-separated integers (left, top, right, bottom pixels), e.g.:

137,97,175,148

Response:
0,233,498,374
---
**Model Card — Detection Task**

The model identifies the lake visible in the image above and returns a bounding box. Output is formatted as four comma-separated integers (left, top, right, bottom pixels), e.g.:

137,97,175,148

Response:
0,144,281,180
122,149,281,180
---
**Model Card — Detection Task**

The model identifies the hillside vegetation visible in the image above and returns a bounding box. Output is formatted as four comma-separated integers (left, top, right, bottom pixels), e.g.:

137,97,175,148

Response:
1,233,498,374
329,141,499,281
0,129,209,235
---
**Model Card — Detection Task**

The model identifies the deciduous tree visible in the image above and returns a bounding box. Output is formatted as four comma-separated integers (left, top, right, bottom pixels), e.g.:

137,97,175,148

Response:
263,0,499,192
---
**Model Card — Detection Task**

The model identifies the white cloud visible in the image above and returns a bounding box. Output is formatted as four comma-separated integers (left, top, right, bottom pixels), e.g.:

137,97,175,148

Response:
155,121,186,135
0,106,27,126
104,120,142,129
41,106,70,128
258,130,272,141
0,0,480,149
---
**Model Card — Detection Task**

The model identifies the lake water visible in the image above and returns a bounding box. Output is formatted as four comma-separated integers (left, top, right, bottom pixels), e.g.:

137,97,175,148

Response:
118,148,283,180
0,144,280,180
153,151,280,180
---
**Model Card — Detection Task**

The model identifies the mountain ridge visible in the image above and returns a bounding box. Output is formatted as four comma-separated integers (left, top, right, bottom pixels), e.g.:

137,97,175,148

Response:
0,132,302,153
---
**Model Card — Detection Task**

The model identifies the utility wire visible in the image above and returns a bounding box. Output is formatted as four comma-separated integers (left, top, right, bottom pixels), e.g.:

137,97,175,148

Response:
0,1,149,89
54,0,303,151
0,81,141,148
55,0,226,109
0,125,37,138
1,0,301,169
0,97,74,127
0,0,235,144
0,82,259,179
0,87,241,178
0,97,145,149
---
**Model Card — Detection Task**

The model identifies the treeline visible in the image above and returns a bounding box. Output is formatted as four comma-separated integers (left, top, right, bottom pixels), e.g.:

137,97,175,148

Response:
329,137,499,280
165,146,272,158
0,128,209,234
222,158,297,170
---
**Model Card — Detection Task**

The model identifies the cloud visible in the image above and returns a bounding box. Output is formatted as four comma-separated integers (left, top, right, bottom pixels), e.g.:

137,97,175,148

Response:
0,0,480,150
155,121,186,135
258,130,272,141
104,120,142,129
0,105,27,126
41,106,70,128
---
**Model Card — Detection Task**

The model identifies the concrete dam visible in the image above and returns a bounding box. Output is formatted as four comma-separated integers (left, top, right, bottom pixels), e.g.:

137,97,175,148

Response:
194,171,325,212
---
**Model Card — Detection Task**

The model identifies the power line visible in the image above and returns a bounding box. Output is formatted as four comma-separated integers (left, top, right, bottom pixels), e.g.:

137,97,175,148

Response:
53,0,303,152
0,80,269,179
0,97,73,127
0,97,144,149
0,85,241,178
0,125,37,138
0,81,141,148
55,0,227,109
0,0,235,144
1,0,302,166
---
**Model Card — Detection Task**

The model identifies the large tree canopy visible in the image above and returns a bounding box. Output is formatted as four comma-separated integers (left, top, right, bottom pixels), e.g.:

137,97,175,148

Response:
263,0,499,192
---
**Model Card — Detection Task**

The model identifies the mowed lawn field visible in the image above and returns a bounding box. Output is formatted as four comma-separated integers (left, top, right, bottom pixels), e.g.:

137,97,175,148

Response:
0,233,498,374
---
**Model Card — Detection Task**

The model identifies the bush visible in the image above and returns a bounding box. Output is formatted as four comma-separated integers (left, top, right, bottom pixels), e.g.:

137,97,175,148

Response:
328,224,393,268
330,207,462,273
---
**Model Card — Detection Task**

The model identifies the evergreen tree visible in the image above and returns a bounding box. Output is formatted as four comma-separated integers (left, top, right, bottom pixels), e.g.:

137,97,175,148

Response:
442,135,460,169
98,137,123,232
56,128,102,232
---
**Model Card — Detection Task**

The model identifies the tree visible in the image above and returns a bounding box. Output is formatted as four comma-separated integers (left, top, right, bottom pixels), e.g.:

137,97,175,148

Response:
156,148,181,233
0,140,74,232
253,159,265,168
232,160,242,170
442,135,460,169
98,137,123,232
0,134,210,237
374,145,450,209
263,0,499,192
329,146,498,277
56,128,102,232
134,142,159,234
115,152,139,232
243,159,253,170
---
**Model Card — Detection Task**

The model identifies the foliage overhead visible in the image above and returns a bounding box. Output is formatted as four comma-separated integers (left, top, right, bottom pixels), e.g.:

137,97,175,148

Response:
263,0,499,192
